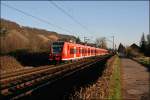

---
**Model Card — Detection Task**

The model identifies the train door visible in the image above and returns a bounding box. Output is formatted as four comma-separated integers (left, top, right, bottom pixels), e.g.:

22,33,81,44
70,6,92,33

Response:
74,46,76,58
70,46,74,59
85,48,87,57
76,47,80,58
80,47,82,58
82,47,85,57
88,48,90,57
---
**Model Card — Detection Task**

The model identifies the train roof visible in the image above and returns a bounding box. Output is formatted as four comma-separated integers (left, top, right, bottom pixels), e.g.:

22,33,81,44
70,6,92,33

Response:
52,41,107,51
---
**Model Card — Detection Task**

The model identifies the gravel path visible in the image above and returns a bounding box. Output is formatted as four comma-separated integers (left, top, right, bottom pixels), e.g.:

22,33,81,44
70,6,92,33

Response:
121,58,150,100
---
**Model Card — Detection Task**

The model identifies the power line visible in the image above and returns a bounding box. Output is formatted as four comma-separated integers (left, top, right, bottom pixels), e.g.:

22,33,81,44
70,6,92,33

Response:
50,1,93,34
2,3,73,34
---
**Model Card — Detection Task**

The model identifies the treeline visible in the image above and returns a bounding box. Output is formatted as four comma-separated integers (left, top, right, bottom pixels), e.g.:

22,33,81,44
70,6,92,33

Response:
118,33,150,57
140,33,150,57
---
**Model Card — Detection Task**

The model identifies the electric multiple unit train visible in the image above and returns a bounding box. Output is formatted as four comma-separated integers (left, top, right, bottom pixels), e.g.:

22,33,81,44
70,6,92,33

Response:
49,41,108,62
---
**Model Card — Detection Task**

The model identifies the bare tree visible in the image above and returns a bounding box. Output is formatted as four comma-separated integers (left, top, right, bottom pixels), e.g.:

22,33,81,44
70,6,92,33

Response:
95,37,107,49
76,36,81,43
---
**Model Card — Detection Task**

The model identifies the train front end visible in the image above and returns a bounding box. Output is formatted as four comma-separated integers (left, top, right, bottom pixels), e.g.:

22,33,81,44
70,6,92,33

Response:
49,41,64,62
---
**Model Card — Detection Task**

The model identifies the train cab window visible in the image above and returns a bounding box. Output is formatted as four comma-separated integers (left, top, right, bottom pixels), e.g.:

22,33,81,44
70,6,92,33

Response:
52,42,64,54
52,47,62,54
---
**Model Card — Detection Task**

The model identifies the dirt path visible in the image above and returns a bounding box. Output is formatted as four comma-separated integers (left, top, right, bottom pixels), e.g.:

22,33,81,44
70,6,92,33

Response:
121,58,150,100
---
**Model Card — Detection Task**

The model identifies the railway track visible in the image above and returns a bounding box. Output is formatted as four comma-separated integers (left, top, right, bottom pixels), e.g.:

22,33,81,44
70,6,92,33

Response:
0,65,53,79
0,55,111,99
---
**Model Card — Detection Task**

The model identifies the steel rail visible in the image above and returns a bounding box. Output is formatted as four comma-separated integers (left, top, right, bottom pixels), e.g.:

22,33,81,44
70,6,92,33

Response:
0,58,91,89
1,58,94,96
0,55,111,99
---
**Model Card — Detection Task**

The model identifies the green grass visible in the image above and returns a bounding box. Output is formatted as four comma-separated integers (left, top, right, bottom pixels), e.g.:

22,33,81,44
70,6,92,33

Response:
135,57,150,67
109,56,122,100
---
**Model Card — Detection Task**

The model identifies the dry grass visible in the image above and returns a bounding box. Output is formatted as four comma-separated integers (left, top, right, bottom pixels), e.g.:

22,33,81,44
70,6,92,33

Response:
133,57,150,67
70,56,116,100
0,18,76,53
0,56,23,73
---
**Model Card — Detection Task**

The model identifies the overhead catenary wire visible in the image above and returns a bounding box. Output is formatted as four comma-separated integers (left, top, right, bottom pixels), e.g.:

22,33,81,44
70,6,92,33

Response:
1,2,73,34
50,1,94,35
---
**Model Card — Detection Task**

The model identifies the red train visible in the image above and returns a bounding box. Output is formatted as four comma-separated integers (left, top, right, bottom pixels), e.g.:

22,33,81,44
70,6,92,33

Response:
49,41,108,62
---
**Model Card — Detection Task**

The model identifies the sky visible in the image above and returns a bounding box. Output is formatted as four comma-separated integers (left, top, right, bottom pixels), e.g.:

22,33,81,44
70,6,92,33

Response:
1,1,149,48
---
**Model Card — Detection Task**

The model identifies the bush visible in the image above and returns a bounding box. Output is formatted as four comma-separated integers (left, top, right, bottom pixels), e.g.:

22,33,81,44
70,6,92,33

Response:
0,27,8,37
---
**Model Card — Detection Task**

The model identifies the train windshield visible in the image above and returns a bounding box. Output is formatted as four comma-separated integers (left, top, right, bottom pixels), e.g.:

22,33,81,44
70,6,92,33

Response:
52,47,62,54
52,42,64,54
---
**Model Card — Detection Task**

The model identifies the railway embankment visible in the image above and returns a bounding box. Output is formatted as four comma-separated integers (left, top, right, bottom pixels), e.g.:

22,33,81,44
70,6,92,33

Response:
0,55,111,100
0,56,24,74
25,55,110,100
70,55,121,99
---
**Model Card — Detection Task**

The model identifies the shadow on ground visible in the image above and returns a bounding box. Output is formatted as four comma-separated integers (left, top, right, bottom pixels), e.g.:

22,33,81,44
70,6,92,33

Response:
21,58,109,100
9,51,50,67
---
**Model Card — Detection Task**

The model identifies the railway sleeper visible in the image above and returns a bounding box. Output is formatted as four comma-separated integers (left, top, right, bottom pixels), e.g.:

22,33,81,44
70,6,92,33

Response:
1,56,111,99
1,72,51,90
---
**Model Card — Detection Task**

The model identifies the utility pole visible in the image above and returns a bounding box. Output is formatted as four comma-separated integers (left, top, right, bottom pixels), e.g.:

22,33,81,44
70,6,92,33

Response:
112,36,114,51
84,37,86,43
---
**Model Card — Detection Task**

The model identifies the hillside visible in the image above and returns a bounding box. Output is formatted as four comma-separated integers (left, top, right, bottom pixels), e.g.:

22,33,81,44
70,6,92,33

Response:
0,56,23,73
0,18,76,53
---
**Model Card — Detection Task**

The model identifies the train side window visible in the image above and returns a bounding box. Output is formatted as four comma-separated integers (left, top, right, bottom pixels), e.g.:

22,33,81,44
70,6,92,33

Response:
76,47,78,54
70,48,76,54
79,47,81,53
88,49,90,53
82,48,84,54
81,48,83,54
70,48,74,54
